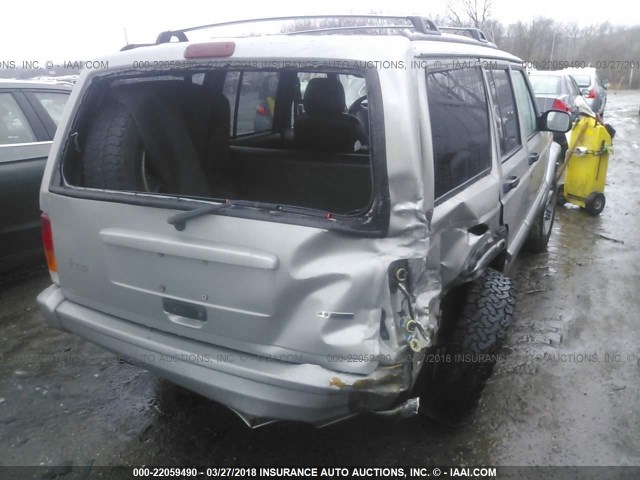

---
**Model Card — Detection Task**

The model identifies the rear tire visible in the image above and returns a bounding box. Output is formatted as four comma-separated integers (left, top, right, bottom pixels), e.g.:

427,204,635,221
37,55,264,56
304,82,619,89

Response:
585,192,606,216
417,268,515,424
525,184,558,253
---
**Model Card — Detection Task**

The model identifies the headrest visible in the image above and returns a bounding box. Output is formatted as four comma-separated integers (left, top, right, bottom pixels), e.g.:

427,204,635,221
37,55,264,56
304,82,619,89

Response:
303,78,346,116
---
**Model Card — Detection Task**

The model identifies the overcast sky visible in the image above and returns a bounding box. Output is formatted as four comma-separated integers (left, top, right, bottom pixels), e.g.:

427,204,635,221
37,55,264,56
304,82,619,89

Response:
2,0,635,62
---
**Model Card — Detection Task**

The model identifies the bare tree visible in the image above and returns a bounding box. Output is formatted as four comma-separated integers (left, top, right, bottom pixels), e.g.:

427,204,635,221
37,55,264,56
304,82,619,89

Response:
276,12,640,90
281,16,414,35
501,18,557,62
483,18,504,43
447,0,493,29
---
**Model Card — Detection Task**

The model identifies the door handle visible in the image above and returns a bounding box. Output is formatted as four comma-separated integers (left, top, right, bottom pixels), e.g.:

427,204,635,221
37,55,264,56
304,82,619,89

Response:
528,153,540,165
503,175,520,194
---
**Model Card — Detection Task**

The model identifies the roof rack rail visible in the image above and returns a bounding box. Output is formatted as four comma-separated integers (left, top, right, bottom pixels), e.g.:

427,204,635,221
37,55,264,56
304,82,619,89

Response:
121,43,156,51
286,24,430,36
154,15,442,44
438,26,492,43
149,15,494,49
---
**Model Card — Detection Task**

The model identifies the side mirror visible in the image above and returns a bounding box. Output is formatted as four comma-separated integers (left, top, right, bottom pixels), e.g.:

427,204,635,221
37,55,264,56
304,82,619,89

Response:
540,110,571,133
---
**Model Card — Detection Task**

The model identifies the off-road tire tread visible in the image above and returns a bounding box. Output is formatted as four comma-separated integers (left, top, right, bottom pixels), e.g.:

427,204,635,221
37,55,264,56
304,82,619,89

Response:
452,269,515,354
419,268,515,423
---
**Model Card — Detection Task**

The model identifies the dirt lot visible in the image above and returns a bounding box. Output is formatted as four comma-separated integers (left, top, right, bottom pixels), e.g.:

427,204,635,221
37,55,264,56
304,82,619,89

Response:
1,91,639,473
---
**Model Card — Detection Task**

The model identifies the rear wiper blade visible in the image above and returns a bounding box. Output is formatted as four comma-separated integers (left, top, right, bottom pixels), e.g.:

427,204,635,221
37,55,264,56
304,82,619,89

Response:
167,200,231,231
167,198,326,231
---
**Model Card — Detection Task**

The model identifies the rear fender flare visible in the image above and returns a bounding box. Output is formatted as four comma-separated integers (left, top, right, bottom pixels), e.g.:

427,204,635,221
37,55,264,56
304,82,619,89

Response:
457,226,508,285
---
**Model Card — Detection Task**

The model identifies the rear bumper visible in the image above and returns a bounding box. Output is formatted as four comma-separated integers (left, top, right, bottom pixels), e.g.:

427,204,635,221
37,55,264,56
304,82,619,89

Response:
37,284,407,426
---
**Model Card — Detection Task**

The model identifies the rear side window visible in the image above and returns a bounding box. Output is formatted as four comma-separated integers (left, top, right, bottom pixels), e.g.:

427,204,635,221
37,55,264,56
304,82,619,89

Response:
33,92,69,126
512,70,538,137
427,67,492,199
224,71,278,136
0,93,36,145
486,69,521,157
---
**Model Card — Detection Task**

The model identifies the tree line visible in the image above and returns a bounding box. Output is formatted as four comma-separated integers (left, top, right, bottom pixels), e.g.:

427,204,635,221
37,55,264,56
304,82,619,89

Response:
280,5,640,89
443,0,639,88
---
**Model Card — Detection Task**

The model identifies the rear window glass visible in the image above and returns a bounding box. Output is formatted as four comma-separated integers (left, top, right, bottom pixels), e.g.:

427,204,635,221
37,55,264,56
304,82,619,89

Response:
570,74,591,87
62,69,376,222
529,75,562,95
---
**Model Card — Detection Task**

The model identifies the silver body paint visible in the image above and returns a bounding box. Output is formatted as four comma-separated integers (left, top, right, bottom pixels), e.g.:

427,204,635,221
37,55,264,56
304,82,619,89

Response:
37,35,559,426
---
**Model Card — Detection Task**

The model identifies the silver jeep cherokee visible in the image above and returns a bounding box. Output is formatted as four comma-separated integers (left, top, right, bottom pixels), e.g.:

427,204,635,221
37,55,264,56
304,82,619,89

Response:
37,16,570,427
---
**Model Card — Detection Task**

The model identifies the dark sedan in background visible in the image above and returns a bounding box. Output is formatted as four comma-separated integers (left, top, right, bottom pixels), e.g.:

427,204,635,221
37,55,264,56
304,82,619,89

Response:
0,80,71,272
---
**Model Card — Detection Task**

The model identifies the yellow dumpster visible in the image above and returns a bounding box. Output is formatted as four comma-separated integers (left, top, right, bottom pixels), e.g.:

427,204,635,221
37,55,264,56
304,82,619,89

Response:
560,115,613,216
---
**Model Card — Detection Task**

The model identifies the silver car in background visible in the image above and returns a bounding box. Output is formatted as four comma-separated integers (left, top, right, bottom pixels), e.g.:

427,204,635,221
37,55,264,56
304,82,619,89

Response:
564,67,607,115
528,70,586,155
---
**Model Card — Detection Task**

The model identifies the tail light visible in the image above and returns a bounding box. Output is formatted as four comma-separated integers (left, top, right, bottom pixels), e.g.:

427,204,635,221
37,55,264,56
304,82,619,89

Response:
256,104,267,116
41,213,59,282
551,98,571,112
585,88,596,99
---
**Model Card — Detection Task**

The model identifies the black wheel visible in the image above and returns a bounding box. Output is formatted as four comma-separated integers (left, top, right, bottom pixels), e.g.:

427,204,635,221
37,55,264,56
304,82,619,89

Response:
83,100,165,192
416,268,515,424
525,184,558,253
557,184,567,206
554,133,568,169
585,192,605,216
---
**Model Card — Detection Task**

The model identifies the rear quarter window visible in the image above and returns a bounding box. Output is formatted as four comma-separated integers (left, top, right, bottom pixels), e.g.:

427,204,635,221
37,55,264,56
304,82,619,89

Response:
33,92,70,126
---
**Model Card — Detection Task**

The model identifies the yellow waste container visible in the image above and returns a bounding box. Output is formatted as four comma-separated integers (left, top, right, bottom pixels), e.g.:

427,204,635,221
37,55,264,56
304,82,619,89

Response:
562,116,613,216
